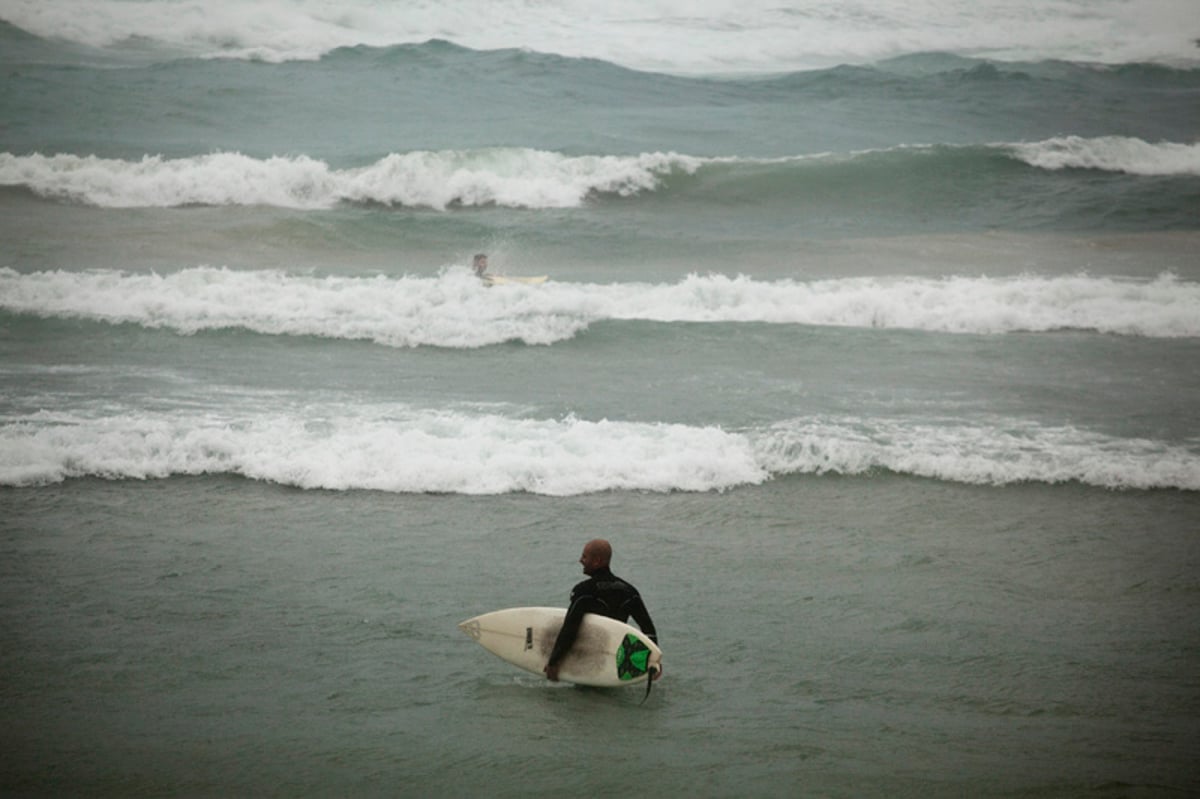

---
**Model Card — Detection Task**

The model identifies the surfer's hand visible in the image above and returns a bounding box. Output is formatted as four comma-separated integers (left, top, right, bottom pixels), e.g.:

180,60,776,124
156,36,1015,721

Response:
544,663,560,682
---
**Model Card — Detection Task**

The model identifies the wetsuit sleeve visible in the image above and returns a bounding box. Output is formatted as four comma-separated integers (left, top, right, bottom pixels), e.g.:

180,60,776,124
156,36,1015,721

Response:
627,595,658,645
546,592,601,668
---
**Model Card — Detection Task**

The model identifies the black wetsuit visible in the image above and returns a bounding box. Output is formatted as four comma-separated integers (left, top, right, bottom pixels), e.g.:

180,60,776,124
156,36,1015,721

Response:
546,567,657,668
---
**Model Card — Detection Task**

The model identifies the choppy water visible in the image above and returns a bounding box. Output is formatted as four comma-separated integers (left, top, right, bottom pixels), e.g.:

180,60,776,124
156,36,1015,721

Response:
2,1,1199,796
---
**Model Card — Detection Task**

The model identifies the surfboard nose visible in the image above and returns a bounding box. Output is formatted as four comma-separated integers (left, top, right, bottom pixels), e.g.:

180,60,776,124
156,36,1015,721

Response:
458,618,482,640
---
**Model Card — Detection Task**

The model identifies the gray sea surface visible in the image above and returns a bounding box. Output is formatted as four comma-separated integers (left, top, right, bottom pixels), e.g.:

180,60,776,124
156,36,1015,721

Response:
3,476,1198,796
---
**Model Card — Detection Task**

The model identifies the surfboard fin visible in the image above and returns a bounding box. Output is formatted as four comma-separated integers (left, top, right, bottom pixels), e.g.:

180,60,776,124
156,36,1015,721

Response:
640,666,659,705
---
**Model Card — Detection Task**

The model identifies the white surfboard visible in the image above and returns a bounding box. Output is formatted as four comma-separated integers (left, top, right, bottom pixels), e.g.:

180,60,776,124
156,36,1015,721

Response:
483,275,548,286
458,606,662,687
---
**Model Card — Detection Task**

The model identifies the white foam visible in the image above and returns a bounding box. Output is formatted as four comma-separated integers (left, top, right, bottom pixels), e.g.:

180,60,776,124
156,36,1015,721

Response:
0,267,592,348
1009,137,1200,177
616,272,1200,337
0,407,766,494
2,406,1195,492
0,150,700,210
2,0,1196,71
3,267,1197,343
753,416,1200,491
5,139,1197,211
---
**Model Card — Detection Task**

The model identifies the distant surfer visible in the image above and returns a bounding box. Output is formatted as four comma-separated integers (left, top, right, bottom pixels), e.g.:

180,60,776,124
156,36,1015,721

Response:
472,253,489,280
544,539,660,682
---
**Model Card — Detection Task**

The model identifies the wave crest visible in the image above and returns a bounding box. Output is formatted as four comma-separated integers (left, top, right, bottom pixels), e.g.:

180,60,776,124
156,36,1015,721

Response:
3,407,1195,492
1008,136,1200,177
3,1,1197,71
4,138,1196,212
3,268,1198,343
0,150,700,210
0,409,765,494
754,417,1200,491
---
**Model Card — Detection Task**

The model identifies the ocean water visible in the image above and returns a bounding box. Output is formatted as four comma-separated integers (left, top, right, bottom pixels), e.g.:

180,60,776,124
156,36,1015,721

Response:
2,1,1199,796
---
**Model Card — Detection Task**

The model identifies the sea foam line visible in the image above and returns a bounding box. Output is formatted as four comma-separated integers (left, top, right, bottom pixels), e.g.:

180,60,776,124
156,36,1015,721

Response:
3,138,1196,210
0,409,765,494
2,0,1195,71
1007,136,1200,177
0,150,701,210
753,417,1200,492
2,267,1198,342
2,408,1196,492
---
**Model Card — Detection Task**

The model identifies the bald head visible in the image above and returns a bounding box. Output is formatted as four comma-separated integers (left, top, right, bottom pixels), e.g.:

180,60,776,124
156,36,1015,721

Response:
579,538,612,575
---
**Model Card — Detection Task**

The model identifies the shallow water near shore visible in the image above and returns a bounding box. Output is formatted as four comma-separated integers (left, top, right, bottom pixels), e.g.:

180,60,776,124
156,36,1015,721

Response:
3,475,1197,796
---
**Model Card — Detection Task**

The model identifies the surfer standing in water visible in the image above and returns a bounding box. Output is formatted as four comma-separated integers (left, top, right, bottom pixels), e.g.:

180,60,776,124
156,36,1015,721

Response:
544,538,661,682
472,253,489,280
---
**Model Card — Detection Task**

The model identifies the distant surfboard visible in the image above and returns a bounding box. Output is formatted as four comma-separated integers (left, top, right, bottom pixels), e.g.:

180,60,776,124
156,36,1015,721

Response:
458,606,662,687
483,275,548,286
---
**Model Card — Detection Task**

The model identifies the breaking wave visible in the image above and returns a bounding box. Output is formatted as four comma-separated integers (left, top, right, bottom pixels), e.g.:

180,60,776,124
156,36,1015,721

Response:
3,267,1198,344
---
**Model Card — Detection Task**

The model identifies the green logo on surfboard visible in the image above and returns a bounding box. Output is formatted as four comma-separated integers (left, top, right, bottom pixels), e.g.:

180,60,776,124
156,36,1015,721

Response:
616,633,650,680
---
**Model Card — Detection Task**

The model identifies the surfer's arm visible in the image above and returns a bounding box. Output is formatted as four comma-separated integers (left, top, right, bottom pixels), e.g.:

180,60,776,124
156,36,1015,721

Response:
544,594,598,678
628,596,657,644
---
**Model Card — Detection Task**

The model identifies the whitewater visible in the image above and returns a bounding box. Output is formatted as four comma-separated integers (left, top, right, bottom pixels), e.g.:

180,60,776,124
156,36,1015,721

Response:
4,403,1197,492
4,138,1199,210
2,267,1198,346
1,0,1196,70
